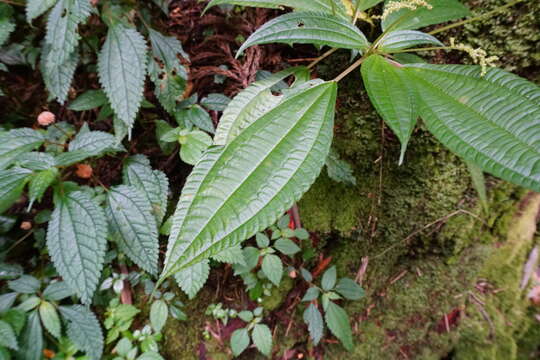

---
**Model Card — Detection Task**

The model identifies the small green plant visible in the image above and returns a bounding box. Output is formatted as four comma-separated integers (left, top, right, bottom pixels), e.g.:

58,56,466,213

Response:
229,306,273,357
205,303,238,325
300,266,365,351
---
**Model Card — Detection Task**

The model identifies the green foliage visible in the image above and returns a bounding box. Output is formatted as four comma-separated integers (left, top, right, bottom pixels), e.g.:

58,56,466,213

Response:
174,260,210,299
59,305,104,360
149,300,168,333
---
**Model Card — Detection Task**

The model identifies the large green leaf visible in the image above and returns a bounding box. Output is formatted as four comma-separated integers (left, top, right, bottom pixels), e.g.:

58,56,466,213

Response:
237,12,369,56
405,64,540,192
160,81,336,280
252,323,272,356
47,191,107,304
174,260,210,299
59,305,103,360
324,301,353,351
106,185,159,275
26,0,57,23
382,0,470,31
98,24,147,132
0,129,45,170
377,30,443,52
122,155,169,225
361,55,417,164
41,43,79,104
214,67,309,145
44,0,91,70
0,168,32,214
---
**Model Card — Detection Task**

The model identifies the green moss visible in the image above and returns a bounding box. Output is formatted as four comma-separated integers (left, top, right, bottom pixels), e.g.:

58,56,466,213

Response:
261,276,294,311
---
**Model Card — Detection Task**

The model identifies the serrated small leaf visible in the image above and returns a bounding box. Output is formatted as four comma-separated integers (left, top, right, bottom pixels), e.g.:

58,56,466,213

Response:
405,63,540,192
59,305,103,360
335,278,364,300
378,30,443,52
211,245,245,265
0,168,32,214
237,12,369,56
26,0,57,23
238,310,253,322
303,303,323,345
0,320,17,350
148,58,186,114
161,81,336,280
43,281,74,301
184,105,215,134
230,328,250,356
325,148,356,185
149,300,168,333
98,24,147,132
201,93,231,111
302,287,320,302
362,55,418,164
45,0,91,70
214,67,309,146
106,185,159,275
7,275,40,294
68,90,108,111
262,254,282,286
47,191,107,304
179,129,212,165
252,323,272,356
321,266,337,291
16,152,57,171
382,0,470,31
39,301,61,338
255,233,270,248
274,238,300,255
41,43,79,104
69,129,122,155
16,296,41,312
324,301,353,351
174,260,209,299
16,311,43,360
0,128,45,170
123,155,169,225
28,168,58,207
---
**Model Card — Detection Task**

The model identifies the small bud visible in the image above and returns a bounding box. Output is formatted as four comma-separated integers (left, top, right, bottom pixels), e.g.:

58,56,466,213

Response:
289,269,297,278
37,111,55,126
20,221,32,230
76,164,93,179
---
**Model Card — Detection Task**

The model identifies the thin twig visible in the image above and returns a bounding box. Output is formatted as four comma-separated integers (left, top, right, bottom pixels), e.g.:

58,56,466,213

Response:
307,48,338,69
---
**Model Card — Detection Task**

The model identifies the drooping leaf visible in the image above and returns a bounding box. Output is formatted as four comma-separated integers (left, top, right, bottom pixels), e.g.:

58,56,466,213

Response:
7,275,40,294
335,278,364,300
466,161,488,212
261,254,283,286
28,168,58,208
106,185,159,275
59,305,103,360
303,303,323,345
149,300,168,333
44,0,91,70
179,129,213,165
377,30,443,52
404,64,540,192
47,191,107,304
325,148,356,185
361,55,418,164
0,320,17,350
98,24,147,131
38,301,61,338
16,311,43,360
230,328,250,357
161,81,336,280
0,128,45,170
214,67,309,145
252,323,272,356
324,301,353,351
174,260,210,299
68,90,108,111
237,12,369,56
42,281,74,301
26,0,57,23
123,155,169,225
382,0,470,31
41,43,79,104
0,168,32,214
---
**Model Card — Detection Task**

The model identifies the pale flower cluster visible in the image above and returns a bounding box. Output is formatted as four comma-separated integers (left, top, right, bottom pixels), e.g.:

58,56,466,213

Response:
449,38,499,76
376,0,433,20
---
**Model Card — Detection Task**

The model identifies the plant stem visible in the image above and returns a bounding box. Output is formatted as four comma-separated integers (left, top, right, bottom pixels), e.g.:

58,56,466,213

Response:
307,48,338,69
333,53,368,82
0,0,24,7
429,0,525,35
